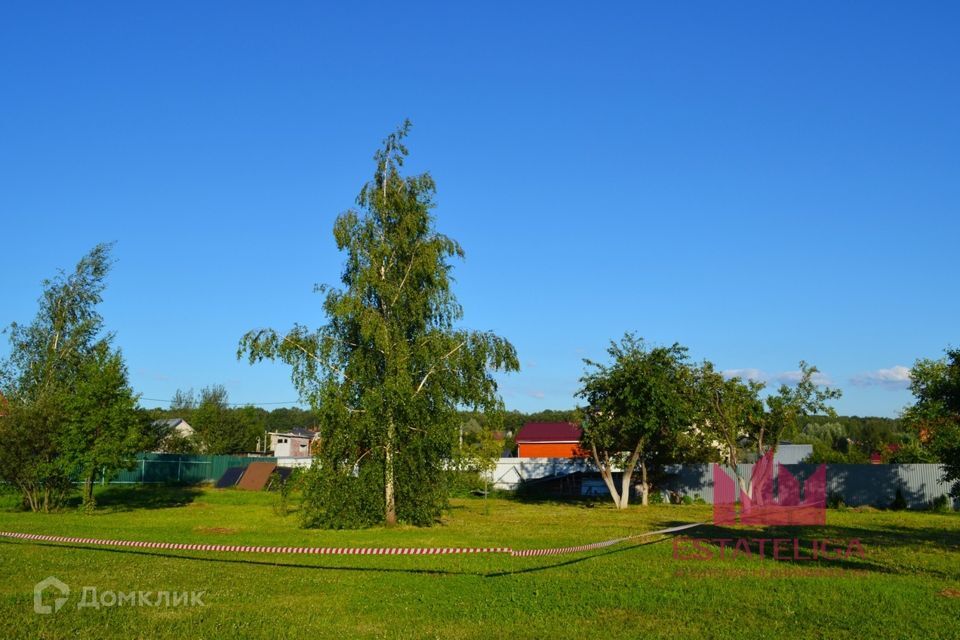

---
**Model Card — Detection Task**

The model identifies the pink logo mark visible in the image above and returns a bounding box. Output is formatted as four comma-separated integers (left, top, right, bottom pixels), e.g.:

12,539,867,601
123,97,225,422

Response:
713,449,826,526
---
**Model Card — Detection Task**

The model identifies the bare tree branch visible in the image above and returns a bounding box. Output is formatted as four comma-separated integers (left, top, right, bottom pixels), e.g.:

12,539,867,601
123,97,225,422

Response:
414,339,467,395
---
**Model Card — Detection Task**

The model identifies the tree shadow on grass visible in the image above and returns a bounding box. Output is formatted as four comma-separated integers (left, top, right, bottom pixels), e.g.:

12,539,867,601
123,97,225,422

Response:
684,520,960,580
65,484,203,512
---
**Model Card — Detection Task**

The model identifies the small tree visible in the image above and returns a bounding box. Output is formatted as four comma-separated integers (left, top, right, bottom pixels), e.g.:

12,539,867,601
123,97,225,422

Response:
696,360,840,499
0,395,73,512
577,335,696,508
63,344,145,509
190,385,259,454
1,243,149,511
239,122,518,527
0,243,127,511
452,416,503,504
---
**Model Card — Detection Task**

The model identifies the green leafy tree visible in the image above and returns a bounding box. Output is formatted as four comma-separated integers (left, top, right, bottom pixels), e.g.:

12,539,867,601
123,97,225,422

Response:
577,335,697,508
904,349,960,497
0,396,72,512
696,361,840,499
239,122,519,527
265,407,317,434
0,243,146,511
63,344,146,509
191,385,258,454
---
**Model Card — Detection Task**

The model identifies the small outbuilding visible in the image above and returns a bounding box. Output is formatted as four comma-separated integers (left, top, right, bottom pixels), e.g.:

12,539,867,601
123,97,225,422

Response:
269,428,318,457
515,422,585,458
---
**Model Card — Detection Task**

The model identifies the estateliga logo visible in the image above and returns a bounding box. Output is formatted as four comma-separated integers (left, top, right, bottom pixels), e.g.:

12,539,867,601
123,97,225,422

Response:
713,448,826,526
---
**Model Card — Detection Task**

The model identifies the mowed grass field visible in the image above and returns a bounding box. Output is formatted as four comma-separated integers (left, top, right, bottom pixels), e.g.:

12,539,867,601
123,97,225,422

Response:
0,486,958,640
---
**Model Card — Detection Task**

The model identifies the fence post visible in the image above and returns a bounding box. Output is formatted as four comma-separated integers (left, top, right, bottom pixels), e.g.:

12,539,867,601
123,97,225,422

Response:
178,458,182,483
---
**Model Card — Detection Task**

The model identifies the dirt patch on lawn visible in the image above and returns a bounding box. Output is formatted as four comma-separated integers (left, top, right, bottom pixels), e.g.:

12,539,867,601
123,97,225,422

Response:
193,526,239,535
939,588,960,598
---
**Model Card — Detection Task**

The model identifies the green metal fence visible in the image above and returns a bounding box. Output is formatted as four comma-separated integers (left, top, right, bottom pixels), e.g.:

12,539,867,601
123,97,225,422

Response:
110,453,277,485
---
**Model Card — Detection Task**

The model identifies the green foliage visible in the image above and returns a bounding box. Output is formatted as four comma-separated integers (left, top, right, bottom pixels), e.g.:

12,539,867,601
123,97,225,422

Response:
0,396,73,511
695,360,840,494
577,334,699,508
149,396,317,454
240,122,519,527
63,344,146,509
928,494,953,513
299,456,385,529
827,492,847,509
167,386,266,454
447,470,488,497
694,362,765,468
795,417,921,463
264,407,318,433
904,348,960,497
0,243,147,512
270,468,303,517
887,440,938,464
806,440,869,464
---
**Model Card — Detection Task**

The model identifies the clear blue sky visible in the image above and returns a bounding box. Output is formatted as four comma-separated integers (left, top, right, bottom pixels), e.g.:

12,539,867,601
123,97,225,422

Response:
2,2,957,418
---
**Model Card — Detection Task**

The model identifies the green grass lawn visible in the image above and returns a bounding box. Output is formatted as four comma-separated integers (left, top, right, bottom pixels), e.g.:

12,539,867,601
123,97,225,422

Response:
0,485,958,639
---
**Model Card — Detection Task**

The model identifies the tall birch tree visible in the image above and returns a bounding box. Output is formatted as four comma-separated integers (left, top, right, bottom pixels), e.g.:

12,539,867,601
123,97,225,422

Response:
239,122,518,527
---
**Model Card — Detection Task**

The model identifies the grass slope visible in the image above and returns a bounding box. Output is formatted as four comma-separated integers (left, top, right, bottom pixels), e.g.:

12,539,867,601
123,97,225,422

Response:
0,486,958,639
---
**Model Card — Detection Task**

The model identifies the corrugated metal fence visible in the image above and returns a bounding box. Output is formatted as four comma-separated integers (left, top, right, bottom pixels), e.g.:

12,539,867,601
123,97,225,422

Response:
109,454,277,485
490,459,955,508
659,463,953,509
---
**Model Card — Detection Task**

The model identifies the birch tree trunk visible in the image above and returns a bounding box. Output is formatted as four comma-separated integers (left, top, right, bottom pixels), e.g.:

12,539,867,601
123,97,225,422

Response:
385,417,397,526
591,444,621,508
617,441,644,509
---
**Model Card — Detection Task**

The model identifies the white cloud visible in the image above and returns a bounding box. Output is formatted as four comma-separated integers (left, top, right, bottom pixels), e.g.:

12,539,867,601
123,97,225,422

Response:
721,368,768,382
773,370,833,386
722,368,834,386
850,365,912,389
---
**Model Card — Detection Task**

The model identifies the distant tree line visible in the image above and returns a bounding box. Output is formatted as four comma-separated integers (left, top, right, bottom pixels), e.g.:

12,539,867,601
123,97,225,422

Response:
790,415,931,464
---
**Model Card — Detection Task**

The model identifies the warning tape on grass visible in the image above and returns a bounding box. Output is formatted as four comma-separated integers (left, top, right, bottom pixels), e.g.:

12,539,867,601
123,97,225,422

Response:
0,523,701,557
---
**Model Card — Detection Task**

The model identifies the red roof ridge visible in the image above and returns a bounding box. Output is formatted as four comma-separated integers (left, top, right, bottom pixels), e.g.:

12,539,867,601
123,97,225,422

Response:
516,422,582,443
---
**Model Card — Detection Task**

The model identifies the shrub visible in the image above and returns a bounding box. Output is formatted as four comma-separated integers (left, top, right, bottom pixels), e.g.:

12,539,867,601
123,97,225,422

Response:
447,470,487,497
270,468,303,517
929,494,953,513
827,492,846,509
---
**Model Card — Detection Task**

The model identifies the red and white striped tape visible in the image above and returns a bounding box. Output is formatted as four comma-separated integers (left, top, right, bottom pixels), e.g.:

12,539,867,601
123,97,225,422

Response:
0,522,701,558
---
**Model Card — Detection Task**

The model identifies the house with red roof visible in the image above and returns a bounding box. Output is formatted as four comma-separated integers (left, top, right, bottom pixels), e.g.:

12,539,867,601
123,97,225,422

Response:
515,422,586,458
